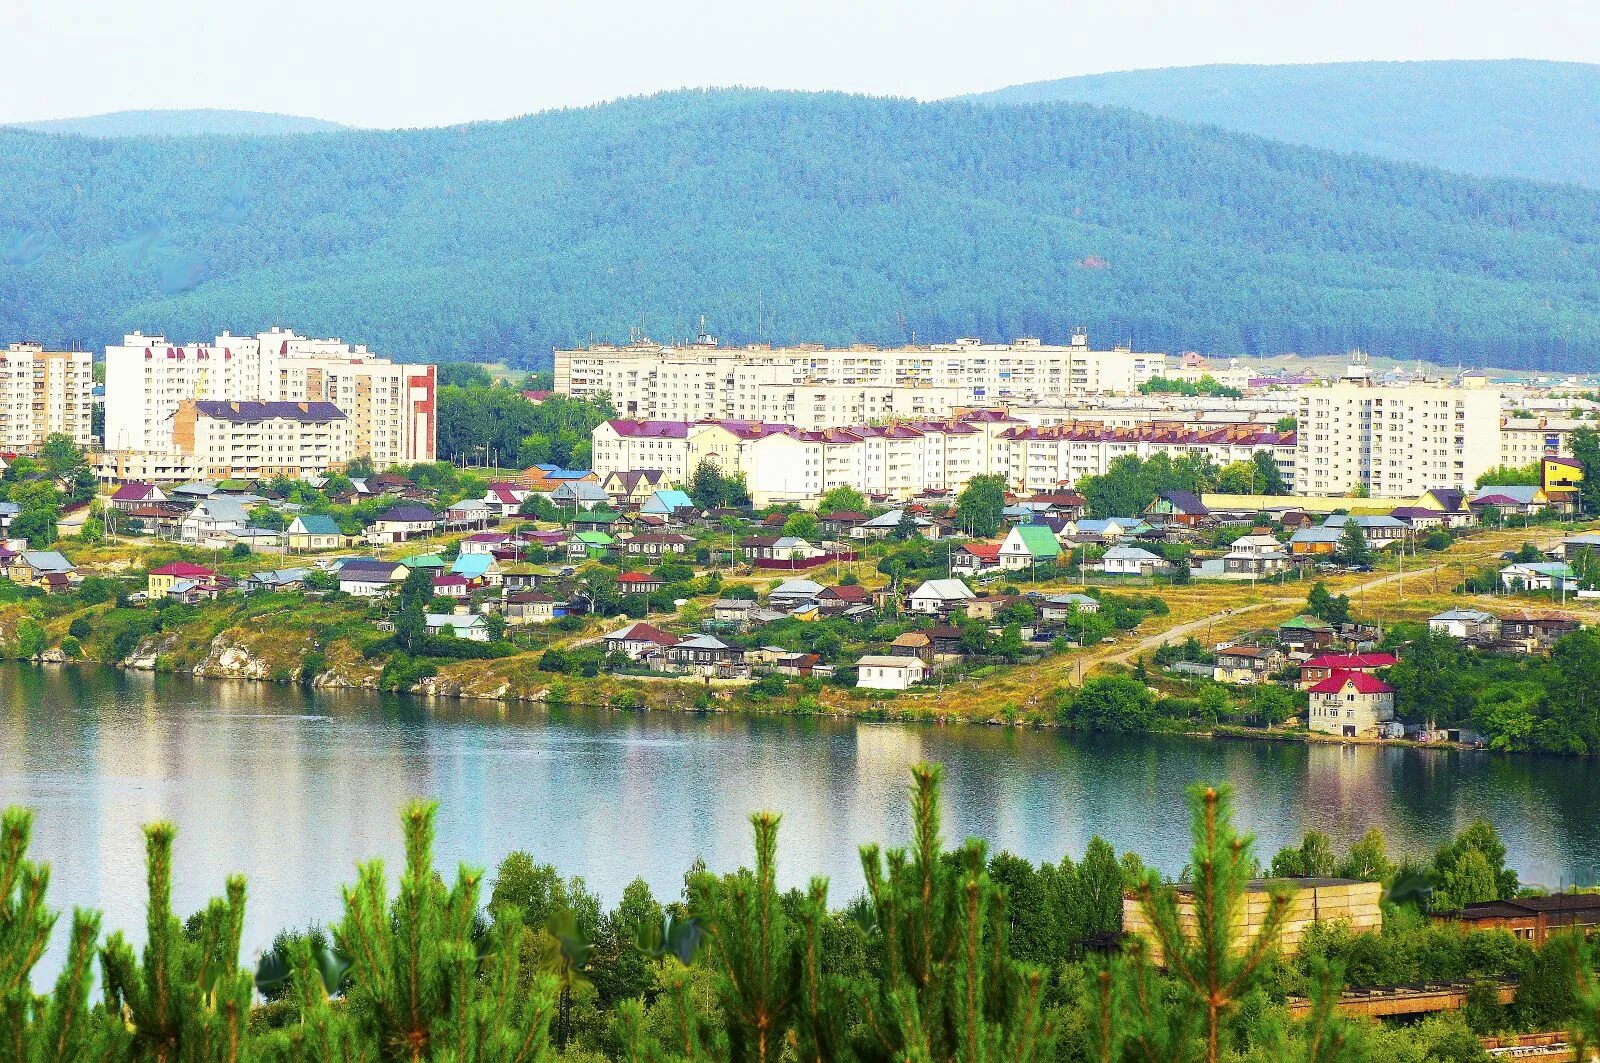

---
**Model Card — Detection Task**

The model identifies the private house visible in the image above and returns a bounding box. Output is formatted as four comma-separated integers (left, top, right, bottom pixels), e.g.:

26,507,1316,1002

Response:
1542,457,1584,515
999,524,1062,570
425,613,490,641
1222,533,1292,576
1030,490,1086,519
460,532,512,555
1125,879,1382,962
1277,615,1336,653
148,562,216,599
1213,645,1285,685
618,571,666,596
445,498,494,529
1469,485,1548,517
450,553,502,587
526,466,599,493
1100,545,1169,577
1307,671,1395,738
1387,507,1446,532
482,482,530,518
432,574,470,599
1288,525,1343,556
1040,592,1100,621
239,568,309,593
12,550,77,593
1498,610,1582,652
0,501,18,535
1499,561,1577,593
889,631,934,664
401,553,447,573
1428,609,1499,641
818,511,870,536
856,654,925,690
567,530,614,560
1144,490,1210,528
853,509,938,540
1414,488,1475,529
110,482,167,511
1298,652,1398,690
1322,513,1407,549
602,469,668,507
620,532,692,559
1558,532,1600,561
711,598,757,627
1439,895,1600,945
602,621,679,661
336,558,410,597
817,584,870,612
961,594,1017,621
906,578,976,616
950,542,1001,577
1074,517,1147,542
639,489,695,519
367,505,440,545
180,497,249,543
665,634,741,674
551,481,611,510
739,535,824,564
570,510,625,534
287,514,344,552
769,578,824,610
502,591,561,625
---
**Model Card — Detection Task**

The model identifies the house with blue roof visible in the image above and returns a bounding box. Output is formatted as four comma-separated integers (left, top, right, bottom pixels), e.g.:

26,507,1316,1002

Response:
640,488,695,518
450,552,503,587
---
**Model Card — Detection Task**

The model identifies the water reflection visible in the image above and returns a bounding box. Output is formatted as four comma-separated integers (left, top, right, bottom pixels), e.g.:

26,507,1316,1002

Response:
2,664,1598,978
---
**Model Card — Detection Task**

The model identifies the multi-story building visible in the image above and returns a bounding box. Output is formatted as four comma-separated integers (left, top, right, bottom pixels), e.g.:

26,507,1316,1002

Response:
1498,417,1587,469
171,400,353,480
0,343,95,449
103,328,435,474
992,422,1296,494
556,333,1167,421
1294,365,1501,499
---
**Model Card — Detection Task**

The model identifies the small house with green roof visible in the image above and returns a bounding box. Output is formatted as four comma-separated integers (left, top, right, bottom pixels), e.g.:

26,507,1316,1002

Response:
401,553,447,572
998,524,1062,570
570,510,624,534
287,514,344,552
568,530,614,560
1277,614,1335,653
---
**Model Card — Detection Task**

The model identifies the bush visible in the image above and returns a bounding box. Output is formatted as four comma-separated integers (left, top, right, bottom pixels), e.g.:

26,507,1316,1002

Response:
59,635,81,658
67,617,92,639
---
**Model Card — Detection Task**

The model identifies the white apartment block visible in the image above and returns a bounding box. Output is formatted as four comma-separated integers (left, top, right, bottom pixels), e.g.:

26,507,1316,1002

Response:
103,328,436,473
1498,417,1587,469
0,343,95,449
1295,371,1501,498
556,333,1167,422
592,412,1296,506
172,400,354,480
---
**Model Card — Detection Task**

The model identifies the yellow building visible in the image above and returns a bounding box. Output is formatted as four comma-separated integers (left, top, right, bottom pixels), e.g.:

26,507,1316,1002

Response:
1124,878,1382,963
1543,456,1583,512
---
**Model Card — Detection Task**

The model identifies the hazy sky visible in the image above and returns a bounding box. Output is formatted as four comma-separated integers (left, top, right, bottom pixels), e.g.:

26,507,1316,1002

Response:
6,0,1600,127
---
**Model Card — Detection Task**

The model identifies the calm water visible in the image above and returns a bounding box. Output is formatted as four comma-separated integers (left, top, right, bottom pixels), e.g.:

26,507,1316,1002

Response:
3,664,1599,973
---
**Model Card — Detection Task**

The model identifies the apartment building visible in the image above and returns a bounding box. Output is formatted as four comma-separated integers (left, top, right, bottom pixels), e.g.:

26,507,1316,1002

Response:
103,328,435,473
1499,417,1587,469
0,343,96,449
592,411,1294,506
171,400,353,480
1294,368,1501,499
556,333,1167,421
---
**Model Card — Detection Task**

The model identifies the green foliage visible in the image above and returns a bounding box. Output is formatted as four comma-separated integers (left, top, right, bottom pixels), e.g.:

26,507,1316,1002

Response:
817,486,866,514
954,474,1007,538
689,461,750,510
1056,674,1155,732
437,382,611,470
1306,582,1350,626
1335,521,1374,567
1079,453,1217,518
1138,375,1244,398
1475,463,1541,487
1572,426,1600,515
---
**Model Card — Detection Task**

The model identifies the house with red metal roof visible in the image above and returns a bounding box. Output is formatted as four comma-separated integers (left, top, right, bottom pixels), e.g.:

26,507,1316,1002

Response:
1298,652,1398,690
1306,671,1395,738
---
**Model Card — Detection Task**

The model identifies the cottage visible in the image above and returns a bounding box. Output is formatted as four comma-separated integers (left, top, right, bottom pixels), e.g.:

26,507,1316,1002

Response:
950,542,1001,577
856,655,925,690
1277,615,1335,652
1144,490,1211,528
482,482,531,518
1387,507,1446,532
450,553,503,587
1213,645,1285,685
526,466,600,493
1040,593,1099,621
445,498,494,529
567,531,614,560
337,558,410,597
1074,517,1147,542
711,598,757,626
1469,485,1548,517
999,524,1062,570
432,573,471,598
1414,488,1475,528
1499,561,1577,593
852,509,938,540
1558,532,1600,561
1030,490,1086,519
818,511,869,536
618,571,666,596
1298,653,1398,690
906,578,976,616
239,568,309,593
1307,671,1395,738
769,578,825,609
602,469,669,507
740,535,824,564
11,550,76,591
1100,545,1169,577
961,594,1017,621
1288,525,1343,556
603,622,679,660
1498,610,1582,651
502,591,561,625
458,532,511,556
287,514,344,552
1439,895,1600,944
620,533,692,559
426,613,490,641
148,562,216,600
639,489,695,519
1323,513,1407,549
1428,609,1499,641
665,634,741,674
180,497,250,543
1222,533,1292,576
367,505,440,545
889,631,934,664
817,584,870,612
551,481,612,510
110,482,167,511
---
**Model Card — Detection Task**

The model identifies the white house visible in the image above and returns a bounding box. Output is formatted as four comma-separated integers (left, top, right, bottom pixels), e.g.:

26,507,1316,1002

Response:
180,497,249,543
336,558,410,597
1428,609,1499,641
906,578,976,616
1040,593,1100,621
1222,533,1292,576
367,506,440,545
856,655,925,690
998,524,1062,570
1100,545,1169,577
426,613,490,641
482,482,530,518
1499,561,1577,593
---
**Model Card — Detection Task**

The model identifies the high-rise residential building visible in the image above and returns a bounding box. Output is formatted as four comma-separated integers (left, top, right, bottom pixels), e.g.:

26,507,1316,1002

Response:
170,400,354,480
103,328,435,473
0,343,95,449
1294,365,1501,498
554,333,1167,422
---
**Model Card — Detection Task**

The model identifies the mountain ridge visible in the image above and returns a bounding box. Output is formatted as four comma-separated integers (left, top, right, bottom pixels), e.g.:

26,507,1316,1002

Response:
2,87,1599,369
8,109,348,137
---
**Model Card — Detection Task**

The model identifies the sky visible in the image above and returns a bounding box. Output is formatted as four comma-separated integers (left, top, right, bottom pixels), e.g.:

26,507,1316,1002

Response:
6,0,1600,127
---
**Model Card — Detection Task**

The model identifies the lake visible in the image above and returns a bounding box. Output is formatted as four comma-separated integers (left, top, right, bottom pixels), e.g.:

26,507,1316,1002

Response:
3,664,1598,973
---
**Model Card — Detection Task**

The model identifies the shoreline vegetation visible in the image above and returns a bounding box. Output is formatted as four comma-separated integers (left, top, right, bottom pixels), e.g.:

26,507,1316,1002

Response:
4,766,1598,1062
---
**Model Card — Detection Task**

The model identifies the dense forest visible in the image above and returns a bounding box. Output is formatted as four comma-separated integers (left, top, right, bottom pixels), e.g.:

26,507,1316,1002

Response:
4,89,1600,369
965,59,1600,188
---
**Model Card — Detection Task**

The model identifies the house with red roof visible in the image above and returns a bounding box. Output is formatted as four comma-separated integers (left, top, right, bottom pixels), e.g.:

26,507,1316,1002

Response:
951,541,1001,577
1307,671,1395,738
1298,652,1398,690
617,571,666,595
147,562,216,599
112,482,167,510
482,482,530,518
432,573,471,598
602,621,678,659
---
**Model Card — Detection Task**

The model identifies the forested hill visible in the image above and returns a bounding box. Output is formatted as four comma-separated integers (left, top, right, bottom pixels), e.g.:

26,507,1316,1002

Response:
8,109,348,137
3,88,1600,369
961,60,1600,189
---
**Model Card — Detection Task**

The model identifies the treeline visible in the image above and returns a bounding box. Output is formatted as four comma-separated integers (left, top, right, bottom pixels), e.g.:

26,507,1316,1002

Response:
6,768,1599,1062
1078,451,1287,518
435,373,613,469
8,90,1600,368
